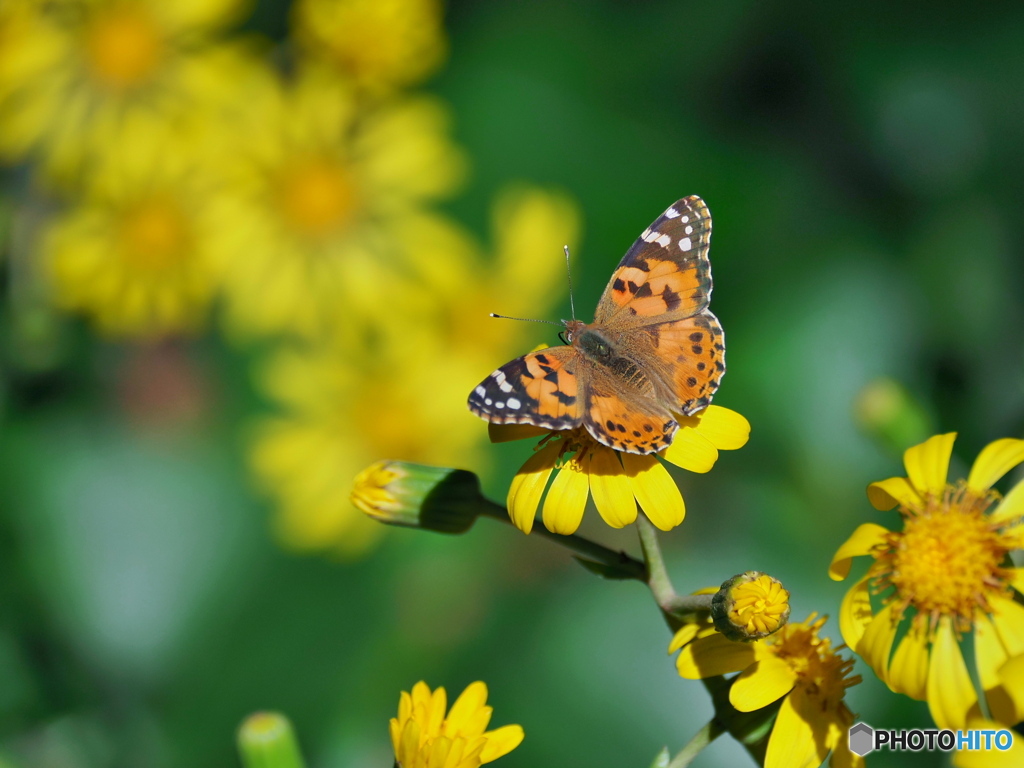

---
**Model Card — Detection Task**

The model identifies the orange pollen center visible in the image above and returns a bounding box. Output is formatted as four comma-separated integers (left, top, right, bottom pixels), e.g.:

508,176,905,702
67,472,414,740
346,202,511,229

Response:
768,615,860,712
279,159,356,237
84,8,163,89
879,484,1011,625
118,199,190,270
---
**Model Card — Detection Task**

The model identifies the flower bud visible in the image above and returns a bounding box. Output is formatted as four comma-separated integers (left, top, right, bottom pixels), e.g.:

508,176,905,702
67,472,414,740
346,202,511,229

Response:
351,460,483,534
711,571,790,641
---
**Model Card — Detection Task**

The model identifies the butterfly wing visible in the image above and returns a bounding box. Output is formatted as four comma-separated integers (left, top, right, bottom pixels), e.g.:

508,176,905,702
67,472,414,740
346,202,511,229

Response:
583,377,678,454
594,196,712,327
468,346,585,431
639,309,725,416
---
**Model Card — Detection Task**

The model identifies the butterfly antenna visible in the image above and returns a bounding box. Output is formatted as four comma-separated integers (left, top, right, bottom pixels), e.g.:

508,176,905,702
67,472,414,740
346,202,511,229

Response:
489,313,562,326
564,244,576,321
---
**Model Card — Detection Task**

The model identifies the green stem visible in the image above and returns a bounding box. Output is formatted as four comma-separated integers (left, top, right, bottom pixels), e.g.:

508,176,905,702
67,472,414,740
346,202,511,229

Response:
480,500,646,580
667,719,725,768
635,515,712,618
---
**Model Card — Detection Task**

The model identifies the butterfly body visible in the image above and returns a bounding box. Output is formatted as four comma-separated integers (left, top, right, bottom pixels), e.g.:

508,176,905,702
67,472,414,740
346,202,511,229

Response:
469,196,724,455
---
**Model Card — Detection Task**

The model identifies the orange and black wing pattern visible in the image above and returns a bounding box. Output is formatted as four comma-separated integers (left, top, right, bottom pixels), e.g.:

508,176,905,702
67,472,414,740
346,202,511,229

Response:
639,310,725,416
467,346,585,431
594,196,712,327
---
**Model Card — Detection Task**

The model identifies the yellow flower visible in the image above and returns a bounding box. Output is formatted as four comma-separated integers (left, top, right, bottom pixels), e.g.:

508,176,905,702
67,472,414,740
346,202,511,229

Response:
249,186,578,555
494,404,749,534
206,63,466,340
0,0,250,182
292,0,445,93
954,655,1024,767
830,432,1024,731
390,681,523,768
672,614,863,768
43,124,219,337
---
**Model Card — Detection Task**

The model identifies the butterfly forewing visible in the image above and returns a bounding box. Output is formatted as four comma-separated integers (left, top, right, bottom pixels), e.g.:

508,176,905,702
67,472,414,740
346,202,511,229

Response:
467,347,585,431
594,196,712,327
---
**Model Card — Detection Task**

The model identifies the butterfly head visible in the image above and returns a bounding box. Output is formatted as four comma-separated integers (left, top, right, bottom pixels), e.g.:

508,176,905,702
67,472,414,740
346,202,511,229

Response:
563,318,586,344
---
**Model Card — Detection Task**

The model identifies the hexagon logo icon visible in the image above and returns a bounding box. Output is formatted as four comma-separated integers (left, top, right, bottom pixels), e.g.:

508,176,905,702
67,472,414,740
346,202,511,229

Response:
848,722,875,757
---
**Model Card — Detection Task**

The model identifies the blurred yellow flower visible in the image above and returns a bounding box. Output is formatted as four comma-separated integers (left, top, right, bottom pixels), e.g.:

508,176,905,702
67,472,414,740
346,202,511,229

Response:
250,186,580,554
0,0,250,182
391,681,523,768
292,0,445,93
954,655,1024,767
830,432,1024,731
492,404,749,534
672,614,863,768
207,64,466,340
43,125,219,337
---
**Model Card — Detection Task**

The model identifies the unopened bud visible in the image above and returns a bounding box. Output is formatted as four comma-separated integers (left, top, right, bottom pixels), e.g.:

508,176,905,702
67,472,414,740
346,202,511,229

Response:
351,460,482,534
712,571,790,641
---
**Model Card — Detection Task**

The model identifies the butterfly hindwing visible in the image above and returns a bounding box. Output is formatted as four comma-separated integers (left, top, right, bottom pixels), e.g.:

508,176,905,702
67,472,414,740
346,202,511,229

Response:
594,196,712,326
640,309,725,416
583,383,678,455
468,346,585,430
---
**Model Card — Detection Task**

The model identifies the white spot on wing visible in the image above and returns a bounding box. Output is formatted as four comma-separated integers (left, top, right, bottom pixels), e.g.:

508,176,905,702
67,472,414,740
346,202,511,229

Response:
664,207,681,218
681,215,689,223
685,225,693,235
656,234,671,247
475,386,486,397
506,397,521,409
485,398,492,406
678,237,692,251
495,401,505,408
642,228,659,243
499,381,513,393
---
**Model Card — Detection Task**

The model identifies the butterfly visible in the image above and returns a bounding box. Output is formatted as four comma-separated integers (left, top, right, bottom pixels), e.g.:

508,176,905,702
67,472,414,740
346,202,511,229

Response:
468,196,724,455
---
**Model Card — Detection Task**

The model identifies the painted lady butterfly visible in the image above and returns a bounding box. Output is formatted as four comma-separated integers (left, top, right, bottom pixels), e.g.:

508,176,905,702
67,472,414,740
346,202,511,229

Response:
468,196,724,455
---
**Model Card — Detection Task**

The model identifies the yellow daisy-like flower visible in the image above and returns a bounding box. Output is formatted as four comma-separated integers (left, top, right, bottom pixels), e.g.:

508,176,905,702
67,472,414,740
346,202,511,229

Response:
954,655,1024,768
250,186,579,554
206,63,466,341
390,681,524,768
493,404,750,534
0,0,249,181
43,124,219,337
292,0,445,93
672,614,863,768
830,432,1024,731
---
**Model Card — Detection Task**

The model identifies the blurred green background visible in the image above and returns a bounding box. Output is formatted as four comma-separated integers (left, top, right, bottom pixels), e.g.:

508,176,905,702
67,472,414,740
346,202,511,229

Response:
1,1,1023,767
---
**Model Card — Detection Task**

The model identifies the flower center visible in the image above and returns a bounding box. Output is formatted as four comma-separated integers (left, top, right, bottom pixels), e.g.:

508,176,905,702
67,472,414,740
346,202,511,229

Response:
84,7,163,90
118,198,190,270
881,485,1012,626
279,158,356,237
768,615,860,712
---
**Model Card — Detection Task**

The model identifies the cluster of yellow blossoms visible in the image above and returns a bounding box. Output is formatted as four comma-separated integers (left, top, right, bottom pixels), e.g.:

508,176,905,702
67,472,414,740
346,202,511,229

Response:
0,0,579,554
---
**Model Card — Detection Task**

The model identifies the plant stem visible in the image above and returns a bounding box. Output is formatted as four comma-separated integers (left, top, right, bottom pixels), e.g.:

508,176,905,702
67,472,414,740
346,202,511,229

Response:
667,719,725,768
480,501,646,580
635,515,713,617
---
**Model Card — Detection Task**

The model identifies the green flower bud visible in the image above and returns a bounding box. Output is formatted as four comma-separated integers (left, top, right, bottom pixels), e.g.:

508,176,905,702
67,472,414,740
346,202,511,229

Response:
712,571,790,642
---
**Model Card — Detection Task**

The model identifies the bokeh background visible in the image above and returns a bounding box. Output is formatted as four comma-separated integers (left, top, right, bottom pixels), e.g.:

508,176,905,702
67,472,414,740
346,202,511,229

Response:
1,1,1022,766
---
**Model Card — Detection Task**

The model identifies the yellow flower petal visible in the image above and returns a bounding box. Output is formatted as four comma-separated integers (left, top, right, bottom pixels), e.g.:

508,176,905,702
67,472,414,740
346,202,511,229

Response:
675,633,757,679
764,686,827,768
887,620,929,700
974,613,1016,727
541,456,590,535
588,447,638,528
829,523,890,581
445,682,488,735
998,654,1024,724
729,655,798,712
953,719,1024,768
866,476,921,511
1009,569,1024,596
689,405,750,451
838,576,874,651
991,478,1024,527
488,423,548,443
927,617,978,731
990,595,1024,657
967,438,1024,492
506,440,560,534
902,432,956,497
668,624,701,654
479,724,525,763
857,603,899,684
621,453,685,531
660,427,718,473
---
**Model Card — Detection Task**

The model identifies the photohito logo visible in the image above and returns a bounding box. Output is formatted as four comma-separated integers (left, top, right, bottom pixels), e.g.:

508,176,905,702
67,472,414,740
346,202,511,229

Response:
848,722,1015,756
